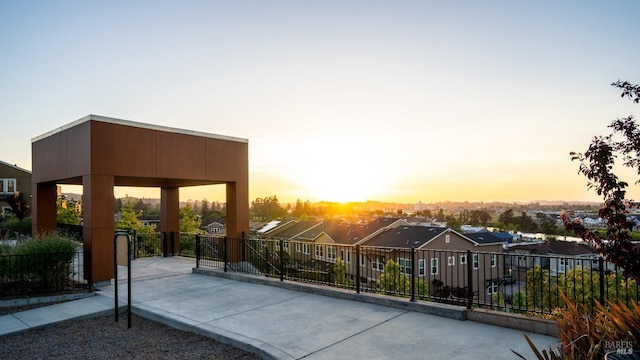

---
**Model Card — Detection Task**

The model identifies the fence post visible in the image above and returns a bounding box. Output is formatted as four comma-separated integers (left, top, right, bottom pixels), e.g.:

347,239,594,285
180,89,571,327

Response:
356,245,361,294
599,256,605,305
195,234,201,268
263,241,268,276
223,237,228,272
241,232,246,261
279,239,284,282
86,249,93,292
411,247,416,302
132,230,137,260
467,249,473,309
162,232,168,257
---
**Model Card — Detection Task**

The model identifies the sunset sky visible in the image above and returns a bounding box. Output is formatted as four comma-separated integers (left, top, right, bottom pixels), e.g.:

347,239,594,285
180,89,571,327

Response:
1,1,639,204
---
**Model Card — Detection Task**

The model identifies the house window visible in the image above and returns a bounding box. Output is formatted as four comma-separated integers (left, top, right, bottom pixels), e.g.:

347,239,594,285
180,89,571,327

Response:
487,280,499,295
445,234,450,243
398,258,412,274
315,245,324,258
360,254,365,267
372,257,385,271
448,256,455,267
327,246,337,262
473,254,479,270
430,258,438,275
418,259,425,276
260,241,266,247
490,254,496,268
0,179,16,194
344,250,351,264
560,258,570,272
460,254,467,265
283,241,289,251
297,243,310,255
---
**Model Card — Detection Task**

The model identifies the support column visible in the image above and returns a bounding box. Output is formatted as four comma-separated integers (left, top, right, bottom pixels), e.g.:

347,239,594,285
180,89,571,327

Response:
31,182,57,236
226,181,249,261
160,187,180,255
83,174,115,282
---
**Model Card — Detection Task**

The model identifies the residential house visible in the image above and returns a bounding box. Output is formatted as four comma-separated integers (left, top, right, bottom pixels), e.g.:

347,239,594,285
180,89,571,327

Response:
256,218,411,282
506,240,605,277
628,216,640,231
361,226,506,303
291,218,411,272
201,218,226,236
0,160,32,217
581,215,605,228
253,220,298,240
491,231,515,244
139,215,160,229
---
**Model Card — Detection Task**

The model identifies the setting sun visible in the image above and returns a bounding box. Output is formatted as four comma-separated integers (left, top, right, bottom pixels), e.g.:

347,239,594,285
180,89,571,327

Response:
281,134,394,203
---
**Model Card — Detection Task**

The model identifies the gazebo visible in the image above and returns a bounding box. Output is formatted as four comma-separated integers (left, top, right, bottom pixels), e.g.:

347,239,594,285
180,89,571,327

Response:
31,115,249,282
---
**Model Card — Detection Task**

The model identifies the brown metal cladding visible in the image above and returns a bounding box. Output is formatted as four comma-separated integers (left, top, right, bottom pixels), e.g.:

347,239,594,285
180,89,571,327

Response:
90,121,158,178
32,115,249,282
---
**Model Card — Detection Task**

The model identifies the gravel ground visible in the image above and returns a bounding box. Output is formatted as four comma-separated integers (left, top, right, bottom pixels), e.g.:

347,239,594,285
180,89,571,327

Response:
0,308,262,360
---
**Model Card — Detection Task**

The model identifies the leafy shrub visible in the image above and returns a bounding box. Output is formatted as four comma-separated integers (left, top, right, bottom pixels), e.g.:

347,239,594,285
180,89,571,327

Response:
513,291,640,359
2,217,32,237
3,234,78,295
132,232,162,258
180,233,196,257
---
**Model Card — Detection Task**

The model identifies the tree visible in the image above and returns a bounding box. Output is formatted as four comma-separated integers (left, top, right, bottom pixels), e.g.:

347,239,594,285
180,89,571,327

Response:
379,259,410,294
498,209,515,226
250,196,287,221
133,198,147,215
115,196,155,234
116,199,144,232
536,213,557,234
200,198,211,219
565,80,640,280
515,211,538,232
445,217,462,232
332,257,348,287
57,202,80,225
179,205,202,233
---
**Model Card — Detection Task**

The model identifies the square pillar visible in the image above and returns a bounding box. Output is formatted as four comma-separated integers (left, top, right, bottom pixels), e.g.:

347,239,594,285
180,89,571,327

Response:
160,187,180,254
31,182,57,236
226,181,249,261
83,174,114,282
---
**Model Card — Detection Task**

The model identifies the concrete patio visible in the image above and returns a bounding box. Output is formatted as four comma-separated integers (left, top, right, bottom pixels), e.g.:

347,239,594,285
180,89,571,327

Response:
0,256,558,359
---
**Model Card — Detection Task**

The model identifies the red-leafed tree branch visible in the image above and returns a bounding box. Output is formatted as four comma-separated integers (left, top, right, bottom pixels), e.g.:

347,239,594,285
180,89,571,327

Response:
565,80,640,280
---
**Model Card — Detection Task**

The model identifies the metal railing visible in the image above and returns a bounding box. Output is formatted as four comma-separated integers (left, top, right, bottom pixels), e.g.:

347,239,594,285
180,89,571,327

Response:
195,237,639,316
131,232,163,259
179,232,197,258
1,250,91,298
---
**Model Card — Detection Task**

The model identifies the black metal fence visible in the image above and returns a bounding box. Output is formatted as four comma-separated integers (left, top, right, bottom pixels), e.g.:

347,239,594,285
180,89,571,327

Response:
131,232,163,259
57,223,83,242
195,236,639,316
179,232,197,258
0,250,91,298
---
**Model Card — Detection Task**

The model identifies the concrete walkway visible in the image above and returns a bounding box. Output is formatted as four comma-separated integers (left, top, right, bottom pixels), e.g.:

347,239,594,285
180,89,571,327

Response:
0,257,558,359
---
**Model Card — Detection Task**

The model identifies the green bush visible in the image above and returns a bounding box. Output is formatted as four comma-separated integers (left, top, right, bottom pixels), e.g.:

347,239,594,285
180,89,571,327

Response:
2,217,32,237
180,233,196,257
4,234,78,294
